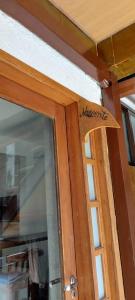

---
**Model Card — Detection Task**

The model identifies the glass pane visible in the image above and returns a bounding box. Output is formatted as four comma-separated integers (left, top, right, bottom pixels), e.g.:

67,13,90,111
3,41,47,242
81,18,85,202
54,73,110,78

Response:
84,136,91,158
91,208,100,248
130,114,135,140
0,98,62,300
95,255,105,300
122,112,131,162
86,165,96,201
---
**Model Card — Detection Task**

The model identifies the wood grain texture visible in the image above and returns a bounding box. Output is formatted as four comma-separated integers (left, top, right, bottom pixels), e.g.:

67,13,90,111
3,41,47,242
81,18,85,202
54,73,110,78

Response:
66,102,96,300
0,50,80,106
82,129,125,300
78,99,120,140
98,23,135,79
50,0,135,42
101,71,135,300
0,0,110,82
119,78,135,98
94,129,125,300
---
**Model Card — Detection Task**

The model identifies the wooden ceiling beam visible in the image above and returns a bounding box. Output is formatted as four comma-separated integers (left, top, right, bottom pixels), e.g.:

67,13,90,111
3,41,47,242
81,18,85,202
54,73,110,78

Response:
118,77,135,98
0,0,110,82
98,23,135,80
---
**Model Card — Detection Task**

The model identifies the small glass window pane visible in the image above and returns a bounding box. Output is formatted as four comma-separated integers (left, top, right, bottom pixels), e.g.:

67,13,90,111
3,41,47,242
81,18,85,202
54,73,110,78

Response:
91,208,100,248
84,136,91,158
130,114,135,140
95,255,105,300
122,112,131,162
86,165,96,201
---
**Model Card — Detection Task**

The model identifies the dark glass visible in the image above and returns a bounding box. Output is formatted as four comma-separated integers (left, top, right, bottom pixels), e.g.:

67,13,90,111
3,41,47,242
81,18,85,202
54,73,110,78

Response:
122,111,131,162
0,98,62,300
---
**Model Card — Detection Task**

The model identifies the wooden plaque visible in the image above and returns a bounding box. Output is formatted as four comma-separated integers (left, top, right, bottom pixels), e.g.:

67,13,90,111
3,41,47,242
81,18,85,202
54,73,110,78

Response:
78,99,120,140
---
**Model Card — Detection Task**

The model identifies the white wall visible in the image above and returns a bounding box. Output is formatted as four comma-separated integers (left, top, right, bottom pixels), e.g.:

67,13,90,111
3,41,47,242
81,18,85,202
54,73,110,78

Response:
0,10,101,104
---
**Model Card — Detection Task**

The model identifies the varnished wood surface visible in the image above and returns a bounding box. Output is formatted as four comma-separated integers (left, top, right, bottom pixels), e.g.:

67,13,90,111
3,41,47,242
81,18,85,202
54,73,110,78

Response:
0,50,80,106
82,131,111,300
0,0,110,82
94,129,125,300
50,0,135,42
66,102,95,300
78,98,120,140
98,23,135,79
81,129,125,300
119,77,135,98
101,71,135,300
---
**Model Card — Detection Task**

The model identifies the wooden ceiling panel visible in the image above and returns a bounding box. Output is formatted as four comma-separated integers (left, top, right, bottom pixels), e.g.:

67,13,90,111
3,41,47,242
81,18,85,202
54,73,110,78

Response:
49,0,135,42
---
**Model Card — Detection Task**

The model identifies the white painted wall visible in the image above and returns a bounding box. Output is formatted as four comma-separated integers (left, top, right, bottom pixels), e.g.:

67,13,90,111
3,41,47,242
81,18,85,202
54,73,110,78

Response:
0,10,101,104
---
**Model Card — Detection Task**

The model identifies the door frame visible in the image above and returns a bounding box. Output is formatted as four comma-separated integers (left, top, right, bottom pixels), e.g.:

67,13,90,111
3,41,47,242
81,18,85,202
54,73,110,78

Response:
0,50,125,300
0,62,78,300
66,102,125,300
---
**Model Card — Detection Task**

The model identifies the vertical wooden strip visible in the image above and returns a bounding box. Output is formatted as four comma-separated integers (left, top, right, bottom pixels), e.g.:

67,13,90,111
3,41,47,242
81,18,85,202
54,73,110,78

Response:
55,105,78,300
66,102,96,300
101,72,135,300
94,128,125,300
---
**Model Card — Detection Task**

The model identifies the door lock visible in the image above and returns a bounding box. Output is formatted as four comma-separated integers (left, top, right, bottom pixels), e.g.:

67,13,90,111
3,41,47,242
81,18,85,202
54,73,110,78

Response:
64,275,78,298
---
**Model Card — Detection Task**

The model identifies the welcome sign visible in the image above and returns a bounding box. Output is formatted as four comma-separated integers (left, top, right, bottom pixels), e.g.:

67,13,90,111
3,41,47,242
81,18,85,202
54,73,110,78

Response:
78,99,120,140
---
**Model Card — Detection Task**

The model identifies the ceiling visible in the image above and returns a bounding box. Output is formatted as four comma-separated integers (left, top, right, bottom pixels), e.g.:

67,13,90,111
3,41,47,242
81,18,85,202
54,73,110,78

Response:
49,0,135,42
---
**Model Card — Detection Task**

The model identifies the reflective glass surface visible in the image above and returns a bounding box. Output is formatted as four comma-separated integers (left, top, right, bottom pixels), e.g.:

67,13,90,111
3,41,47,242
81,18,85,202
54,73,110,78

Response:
84,136,91,158
86,165,96,201
130,114,135,140
95,255,105,300
91,208,100,248
122,112,131,162
0,98,62,300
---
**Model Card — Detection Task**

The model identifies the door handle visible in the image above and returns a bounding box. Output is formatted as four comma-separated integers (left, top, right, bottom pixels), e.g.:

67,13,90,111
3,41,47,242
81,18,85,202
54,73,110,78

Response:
64,275,78,298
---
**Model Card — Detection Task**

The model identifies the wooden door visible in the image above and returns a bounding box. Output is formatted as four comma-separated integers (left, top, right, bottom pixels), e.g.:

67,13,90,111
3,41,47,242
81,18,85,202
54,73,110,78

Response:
0,75,78,300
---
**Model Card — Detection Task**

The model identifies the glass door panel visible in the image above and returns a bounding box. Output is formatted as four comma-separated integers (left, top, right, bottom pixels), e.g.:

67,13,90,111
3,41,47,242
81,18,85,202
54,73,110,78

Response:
0,98,62,300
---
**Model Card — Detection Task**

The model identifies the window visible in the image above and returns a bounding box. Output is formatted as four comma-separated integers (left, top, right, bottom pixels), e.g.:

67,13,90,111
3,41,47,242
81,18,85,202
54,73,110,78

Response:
83,129,125,300
122,106,135,165
84,133,109,299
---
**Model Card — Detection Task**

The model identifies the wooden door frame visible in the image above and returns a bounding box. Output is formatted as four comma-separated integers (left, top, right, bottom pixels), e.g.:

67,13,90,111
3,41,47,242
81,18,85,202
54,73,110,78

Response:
0,72,78,300
65,102,125,300
101,73,135,300
0,49,134,299
118,77,135,98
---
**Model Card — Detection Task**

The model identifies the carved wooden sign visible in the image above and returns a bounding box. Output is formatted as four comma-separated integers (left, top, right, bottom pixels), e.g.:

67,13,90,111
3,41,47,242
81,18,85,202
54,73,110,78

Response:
78,99,120,140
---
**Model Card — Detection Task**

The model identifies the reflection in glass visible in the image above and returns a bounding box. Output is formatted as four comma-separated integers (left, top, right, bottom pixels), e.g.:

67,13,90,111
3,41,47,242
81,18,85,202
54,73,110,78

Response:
86,165,96,201
122,112,131,162
91,208,100,248
130,114,135,140
0,98,62,300
84,136,91,158
95,255,105,300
